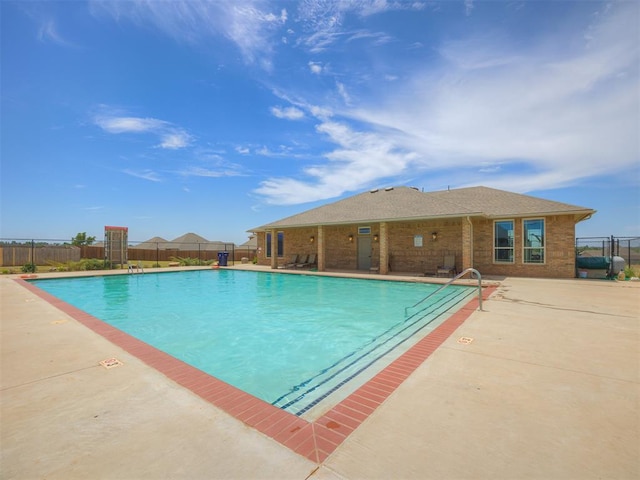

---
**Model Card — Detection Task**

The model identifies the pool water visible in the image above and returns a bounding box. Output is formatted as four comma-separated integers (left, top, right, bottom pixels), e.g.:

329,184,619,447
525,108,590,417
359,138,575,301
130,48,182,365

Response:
31,270,474,416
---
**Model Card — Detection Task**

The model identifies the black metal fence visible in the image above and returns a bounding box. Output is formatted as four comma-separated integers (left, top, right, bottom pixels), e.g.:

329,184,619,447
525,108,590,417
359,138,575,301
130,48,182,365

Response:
0,238,256,268
575,236,640,268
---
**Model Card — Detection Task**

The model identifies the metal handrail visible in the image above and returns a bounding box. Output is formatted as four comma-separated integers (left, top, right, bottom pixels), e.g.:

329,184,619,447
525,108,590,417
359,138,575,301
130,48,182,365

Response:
404,268,484,317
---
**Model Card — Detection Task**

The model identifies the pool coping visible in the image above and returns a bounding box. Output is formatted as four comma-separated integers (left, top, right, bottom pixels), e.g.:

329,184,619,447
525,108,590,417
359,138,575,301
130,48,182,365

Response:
14,276,496,464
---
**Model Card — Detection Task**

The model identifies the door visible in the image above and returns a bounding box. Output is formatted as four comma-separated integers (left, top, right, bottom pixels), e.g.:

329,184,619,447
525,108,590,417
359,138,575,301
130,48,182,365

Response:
357,236,372,270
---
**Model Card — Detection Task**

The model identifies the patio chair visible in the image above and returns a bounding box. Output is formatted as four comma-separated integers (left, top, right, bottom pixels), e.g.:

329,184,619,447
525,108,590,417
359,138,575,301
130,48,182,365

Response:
295,254,309,268
297,253,317,269
306,253,317,268
436,255,456,277
281,254,298,269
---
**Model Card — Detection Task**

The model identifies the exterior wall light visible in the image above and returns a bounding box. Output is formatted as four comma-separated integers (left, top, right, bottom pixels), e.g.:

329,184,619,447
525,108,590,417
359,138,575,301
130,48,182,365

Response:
348,234,354,242
309,236,315,243
432,232,438,241
373,234,379,242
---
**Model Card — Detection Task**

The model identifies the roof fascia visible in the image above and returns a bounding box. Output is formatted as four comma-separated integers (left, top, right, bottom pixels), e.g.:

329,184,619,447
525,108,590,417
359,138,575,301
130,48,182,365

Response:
486,209,596,220
250,213,486,232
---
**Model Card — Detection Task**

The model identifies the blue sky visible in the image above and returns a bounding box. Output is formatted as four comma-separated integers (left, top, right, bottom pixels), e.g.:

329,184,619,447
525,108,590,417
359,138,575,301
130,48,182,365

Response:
1,0,638,245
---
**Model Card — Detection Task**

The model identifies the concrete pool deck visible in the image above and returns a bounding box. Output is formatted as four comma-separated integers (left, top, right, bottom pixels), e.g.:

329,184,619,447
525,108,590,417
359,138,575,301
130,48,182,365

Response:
1,267,638,479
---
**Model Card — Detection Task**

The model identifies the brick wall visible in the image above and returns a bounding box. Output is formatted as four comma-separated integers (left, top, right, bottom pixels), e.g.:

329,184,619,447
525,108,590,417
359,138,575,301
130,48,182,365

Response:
386,220,462,274
255,214,578,278
471,216,577,278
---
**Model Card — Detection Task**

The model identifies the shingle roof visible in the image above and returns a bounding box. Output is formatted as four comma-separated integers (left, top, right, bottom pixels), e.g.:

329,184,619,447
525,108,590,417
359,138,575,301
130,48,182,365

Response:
427,186,594,217
251,186,594,231
131,233,234,250
131,236,169,249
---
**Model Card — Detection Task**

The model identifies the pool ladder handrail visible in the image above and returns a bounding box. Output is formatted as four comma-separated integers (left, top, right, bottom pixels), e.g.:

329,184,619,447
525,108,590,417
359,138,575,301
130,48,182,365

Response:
404,268,484,317
127,262,144,274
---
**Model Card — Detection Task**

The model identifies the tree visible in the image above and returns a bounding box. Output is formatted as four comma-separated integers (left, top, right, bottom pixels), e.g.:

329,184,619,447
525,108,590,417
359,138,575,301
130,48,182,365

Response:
71,232,96,246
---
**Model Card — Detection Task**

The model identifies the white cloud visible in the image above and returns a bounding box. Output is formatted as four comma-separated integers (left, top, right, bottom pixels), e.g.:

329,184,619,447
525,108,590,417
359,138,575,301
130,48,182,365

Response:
255,119,417,204
177,166,242,178
159,132,191,150
94,113,192,150
346,30,393,46
296,0,425,51
256,2,639,204
123,169,162,182
464,0,474,16
255,145,302,158
270,106,305,120
309,61,324,74
90,1,287,66
335,82,351,105
377,3,639,192
95,116,166,134
37,19,76,47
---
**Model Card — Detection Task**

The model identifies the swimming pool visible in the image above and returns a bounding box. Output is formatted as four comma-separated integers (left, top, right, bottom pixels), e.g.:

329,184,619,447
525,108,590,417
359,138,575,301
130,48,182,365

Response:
31,270,475,417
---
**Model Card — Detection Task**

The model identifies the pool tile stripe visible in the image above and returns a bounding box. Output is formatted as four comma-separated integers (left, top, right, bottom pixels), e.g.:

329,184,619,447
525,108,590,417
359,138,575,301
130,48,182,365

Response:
285,288,475,415
15,277,495,465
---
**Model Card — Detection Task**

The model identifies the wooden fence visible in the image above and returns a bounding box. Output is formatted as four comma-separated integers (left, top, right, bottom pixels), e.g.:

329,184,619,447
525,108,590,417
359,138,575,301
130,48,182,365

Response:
0,242,255,267
0,245,81,267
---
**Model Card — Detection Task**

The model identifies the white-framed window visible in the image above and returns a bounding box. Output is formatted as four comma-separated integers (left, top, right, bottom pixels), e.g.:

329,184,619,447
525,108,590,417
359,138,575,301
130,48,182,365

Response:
494,220,514,263
266,231,284,258
358,226,371,235
523,219,545,264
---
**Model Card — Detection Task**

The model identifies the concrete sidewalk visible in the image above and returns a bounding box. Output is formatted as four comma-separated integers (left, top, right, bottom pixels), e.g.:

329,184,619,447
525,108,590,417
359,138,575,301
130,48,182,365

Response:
1,273,638,479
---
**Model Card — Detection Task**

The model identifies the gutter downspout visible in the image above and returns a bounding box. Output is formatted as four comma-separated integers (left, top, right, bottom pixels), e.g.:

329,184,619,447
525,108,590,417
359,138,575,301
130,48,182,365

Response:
466,216,474,269
270,229,278,269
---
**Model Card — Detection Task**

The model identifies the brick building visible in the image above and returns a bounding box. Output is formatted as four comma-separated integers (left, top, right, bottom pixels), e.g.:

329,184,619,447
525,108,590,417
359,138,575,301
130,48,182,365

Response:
249,186,595,278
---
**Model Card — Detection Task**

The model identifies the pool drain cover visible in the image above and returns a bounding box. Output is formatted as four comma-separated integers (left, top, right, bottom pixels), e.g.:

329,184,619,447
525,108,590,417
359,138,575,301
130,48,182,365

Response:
100,358,123,369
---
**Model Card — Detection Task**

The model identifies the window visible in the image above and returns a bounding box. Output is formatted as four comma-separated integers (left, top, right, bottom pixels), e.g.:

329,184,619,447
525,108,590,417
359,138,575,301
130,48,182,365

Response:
266,231,284,258
494,220,514,263
358,226,371,235
523,219,545,264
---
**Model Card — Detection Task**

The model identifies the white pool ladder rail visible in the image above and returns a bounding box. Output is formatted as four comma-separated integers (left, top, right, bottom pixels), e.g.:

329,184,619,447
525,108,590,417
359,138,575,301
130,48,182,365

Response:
405,268,483,317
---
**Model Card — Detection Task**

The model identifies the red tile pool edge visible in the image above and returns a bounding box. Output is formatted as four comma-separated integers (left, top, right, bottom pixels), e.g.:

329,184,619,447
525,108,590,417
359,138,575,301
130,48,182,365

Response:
15,277,496,464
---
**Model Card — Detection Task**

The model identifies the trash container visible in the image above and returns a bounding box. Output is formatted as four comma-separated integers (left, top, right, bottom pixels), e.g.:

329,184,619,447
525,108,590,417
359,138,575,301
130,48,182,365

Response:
217,251,229,266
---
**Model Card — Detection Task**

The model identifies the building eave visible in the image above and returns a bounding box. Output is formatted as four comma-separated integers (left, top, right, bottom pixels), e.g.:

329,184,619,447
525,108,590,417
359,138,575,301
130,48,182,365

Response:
248,212,487,232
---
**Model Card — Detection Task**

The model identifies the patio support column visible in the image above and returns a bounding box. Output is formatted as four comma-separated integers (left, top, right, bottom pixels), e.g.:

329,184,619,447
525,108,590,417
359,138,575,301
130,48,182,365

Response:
462,216,473,271
270,229,278,269
379,222,389,275
317,226,325,271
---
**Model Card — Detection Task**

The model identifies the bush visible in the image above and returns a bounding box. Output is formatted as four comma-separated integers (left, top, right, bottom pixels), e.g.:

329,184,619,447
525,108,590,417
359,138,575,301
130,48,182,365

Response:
63,258,110,272
46,261,67,272
80,258,107,270
170,256,201,266
21,263,37,273
624,266,638,279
